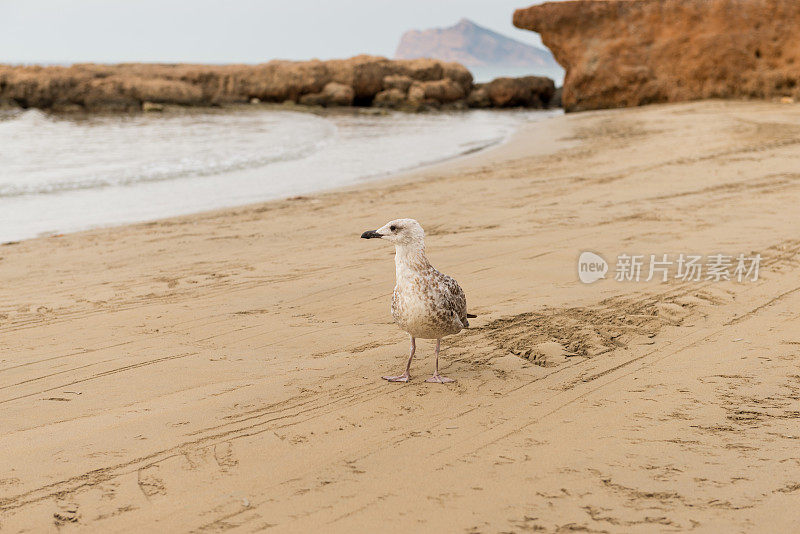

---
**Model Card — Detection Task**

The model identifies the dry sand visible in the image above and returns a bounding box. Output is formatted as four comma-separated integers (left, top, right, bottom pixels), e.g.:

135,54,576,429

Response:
2,100,800,532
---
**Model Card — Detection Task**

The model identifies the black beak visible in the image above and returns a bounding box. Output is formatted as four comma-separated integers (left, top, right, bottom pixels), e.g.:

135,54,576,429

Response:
361,230,382,239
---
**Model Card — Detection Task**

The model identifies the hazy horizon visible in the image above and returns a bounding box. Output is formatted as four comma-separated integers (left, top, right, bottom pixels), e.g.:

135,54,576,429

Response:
0,0,555,65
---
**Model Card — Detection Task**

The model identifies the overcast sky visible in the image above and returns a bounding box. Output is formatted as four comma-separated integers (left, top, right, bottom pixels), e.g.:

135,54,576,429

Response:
0,0,552,64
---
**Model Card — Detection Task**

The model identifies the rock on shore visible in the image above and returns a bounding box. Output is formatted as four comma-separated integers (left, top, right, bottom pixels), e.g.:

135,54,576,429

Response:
0,56,556,112
514,0,800,112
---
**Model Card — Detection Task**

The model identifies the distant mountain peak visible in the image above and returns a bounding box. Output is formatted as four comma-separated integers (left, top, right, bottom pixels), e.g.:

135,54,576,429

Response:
395,18,559,70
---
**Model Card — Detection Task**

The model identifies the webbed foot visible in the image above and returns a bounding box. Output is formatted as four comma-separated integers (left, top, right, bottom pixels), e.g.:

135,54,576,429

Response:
425,373,454,384
383,373,410,383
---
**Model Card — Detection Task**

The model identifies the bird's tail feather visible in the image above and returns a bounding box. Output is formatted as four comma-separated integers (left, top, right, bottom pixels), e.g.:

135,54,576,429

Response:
467,313,477,318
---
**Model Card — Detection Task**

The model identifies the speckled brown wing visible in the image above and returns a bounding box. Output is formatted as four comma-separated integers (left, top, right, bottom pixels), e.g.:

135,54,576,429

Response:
437,272,469,329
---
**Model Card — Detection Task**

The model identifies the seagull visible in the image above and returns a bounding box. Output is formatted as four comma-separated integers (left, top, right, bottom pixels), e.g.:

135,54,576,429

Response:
361,218,475,383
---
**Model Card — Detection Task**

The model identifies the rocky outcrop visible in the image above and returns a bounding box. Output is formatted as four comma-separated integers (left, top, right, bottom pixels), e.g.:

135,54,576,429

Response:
483,76,555,107
396,18,560,71
514,0,800,112
465,76,556,108
298,82,354,107
0,56,558,112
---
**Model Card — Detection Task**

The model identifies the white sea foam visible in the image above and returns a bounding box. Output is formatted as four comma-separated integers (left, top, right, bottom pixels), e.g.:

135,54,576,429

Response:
0,107,558,242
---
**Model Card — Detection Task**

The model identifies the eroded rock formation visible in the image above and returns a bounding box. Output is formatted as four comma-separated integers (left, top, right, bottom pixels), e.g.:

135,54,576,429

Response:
514,0,800,112
0,55,556,112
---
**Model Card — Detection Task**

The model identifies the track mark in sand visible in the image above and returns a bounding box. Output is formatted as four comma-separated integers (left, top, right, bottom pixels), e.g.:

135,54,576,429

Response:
0,309,236,373
349,340,394,354
400,287,729,462
214,442,238,471
154,276,180,289
233,308,270,315
0,276,265,336
9,367,469,527
480,239,800,371
94,504,138,522
452,325,723,461
137,466,167,498
0,352,199,405
185,377,385,438
431,269,792,460
53,502,81,526
594,469,687,506
480,291,705,363
724,285,800,325
0,339,134,374
187,507,266,533
0,376,394,514
646,172,800,203
1,356,118,391
327,492,394,525
455,270,800,469
774,483,800,494
581,504,679,529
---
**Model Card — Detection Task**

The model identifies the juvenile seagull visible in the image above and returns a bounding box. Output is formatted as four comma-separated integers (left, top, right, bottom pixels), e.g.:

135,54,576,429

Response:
361,218,475,383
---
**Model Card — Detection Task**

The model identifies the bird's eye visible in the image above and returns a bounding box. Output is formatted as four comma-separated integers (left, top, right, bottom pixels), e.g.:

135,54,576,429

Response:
390,225,397,232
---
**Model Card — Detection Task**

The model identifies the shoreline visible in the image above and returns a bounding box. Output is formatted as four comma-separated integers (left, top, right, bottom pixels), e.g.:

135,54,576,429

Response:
1,107,560,244
3,99,800,532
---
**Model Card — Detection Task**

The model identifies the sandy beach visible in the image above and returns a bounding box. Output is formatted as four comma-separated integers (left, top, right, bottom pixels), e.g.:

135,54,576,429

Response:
2,100,800,532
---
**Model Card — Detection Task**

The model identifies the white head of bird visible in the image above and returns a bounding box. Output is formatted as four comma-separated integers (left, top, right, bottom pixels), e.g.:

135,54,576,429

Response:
361,218,425,248
360,218,429,268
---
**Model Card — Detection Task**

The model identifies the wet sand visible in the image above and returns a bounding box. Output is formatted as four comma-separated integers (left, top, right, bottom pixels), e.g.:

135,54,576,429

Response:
2,100,800,532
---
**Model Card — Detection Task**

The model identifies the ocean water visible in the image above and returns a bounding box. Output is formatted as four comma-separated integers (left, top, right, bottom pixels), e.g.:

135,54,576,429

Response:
0,107,558,242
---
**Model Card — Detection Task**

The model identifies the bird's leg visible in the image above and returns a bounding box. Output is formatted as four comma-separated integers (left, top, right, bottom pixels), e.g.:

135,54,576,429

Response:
426,339,454,383
383,337,415,382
